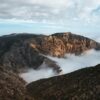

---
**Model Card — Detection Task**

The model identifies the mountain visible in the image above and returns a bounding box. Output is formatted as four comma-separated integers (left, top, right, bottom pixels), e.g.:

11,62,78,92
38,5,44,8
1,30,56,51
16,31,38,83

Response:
0,32,100,73
0,32,100,100
27,64,100,100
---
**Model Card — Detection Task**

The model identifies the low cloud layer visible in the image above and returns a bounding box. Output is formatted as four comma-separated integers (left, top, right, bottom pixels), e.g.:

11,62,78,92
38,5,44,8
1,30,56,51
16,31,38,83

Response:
20,50,100,83
20,68,54,83
48,50,100,74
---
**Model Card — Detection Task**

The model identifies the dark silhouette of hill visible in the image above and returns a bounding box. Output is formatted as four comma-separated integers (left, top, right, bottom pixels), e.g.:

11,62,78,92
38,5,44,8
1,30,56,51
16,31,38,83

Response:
27,64,100,100
0,65,34,100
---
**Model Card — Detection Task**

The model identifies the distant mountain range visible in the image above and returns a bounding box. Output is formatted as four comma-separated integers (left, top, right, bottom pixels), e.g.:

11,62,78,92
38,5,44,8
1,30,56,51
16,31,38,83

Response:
0,32,100,100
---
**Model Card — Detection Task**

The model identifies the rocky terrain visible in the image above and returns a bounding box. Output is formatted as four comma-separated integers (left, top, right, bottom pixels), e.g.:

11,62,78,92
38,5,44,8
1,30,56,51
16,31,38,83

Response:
0,65,34,100
27,64,100,100
0,32,100,73
0,32,100,100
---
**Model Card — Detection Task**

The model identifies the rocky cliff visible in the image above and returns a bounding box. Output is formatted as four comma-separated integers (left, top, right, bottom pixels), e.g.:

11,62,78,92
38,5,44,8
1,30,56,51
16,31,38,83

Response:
27,64,100,100
0,32,100,73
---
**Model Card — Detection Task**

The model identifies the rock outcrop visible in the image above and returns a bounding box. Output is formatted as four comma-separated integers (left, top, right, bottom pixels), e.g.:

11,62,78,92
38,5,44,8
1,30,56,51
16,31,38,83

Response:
0,32,100,73
52,32,100,55
27,64,100,100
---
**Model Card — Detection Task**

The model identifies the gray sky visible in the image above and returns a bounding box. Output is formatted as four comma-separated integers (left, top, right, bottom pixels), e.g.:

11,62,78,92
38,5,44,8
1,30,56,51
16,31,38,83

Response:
0,0,100,34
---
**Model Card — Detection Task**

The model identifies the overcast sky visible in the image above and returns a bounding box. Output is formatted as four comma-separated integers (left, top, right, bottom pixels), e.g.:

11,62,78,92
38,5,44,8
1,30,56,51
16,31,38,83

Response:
0,0,100,35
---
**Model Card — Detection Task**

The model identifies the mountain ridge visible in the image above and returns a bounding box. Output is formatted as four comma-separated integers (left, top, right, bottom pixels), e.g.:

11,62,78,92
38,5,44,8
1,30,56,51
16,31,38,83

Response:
0,32,100,73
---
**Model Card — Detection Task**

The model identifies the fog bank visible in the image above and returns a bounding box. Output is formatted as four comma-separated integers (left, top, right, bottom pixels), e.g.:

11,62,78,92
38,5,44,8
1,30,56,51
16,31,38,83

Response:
20,49,100,83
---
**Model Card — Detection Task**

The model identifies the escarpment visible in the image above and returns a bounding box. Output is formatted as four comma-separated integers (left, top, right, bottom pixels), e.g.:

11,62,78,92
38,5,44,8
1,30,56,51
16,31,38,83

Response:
52,32,100,55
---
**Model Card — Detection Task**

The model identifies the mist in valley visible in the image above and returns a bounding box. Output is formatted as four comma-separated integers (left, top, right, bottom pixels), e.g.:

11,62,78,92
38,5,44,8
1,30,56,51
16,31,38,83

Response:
20,49,100,83
19,32,100,83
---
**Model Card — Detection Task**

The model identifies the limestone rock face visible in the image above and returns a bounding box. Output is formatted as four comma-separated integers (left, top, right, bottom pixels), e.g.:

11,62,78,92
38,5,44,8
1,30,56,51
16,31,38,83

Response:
0,33,100,73
37,35,66,57
52,32,100,55
27,64,100,100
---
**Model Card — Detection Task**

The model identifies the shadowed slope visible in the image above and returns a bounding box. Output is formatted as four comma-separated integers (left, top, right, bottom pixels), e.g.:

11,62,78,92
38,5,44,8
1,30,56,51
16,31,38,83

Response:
27,64,100,100
0,66,34,100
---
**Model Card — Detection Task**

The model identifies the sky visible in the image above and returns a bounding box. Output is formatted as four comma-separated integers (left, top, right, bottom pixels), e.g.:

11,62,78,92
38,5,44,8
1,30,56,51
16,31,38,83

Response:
0,0,100,35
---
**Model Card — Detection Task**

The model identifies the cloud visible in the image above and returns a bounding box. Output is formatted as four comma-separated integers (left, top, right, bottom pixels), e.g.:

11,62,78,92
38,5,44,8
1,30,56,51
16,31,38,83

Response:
0,0,100,25
20,49,100,83
0,0,71,21
47,50,100,74
20,68,55,84
0,0,100,35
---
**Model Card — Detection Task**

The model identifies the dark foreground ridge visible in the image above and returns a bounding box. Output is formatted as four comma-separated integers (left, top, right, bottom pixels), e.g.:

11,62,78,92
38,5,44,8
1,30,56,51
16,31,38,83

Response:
27,64,100,100
0,66,34,100
0,32,100,73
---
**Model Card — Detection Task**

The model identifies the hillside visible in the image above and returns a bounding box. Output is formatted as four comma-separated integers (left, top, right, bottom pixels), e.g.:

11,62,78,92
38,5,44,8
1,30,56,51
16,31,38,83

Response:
0,65,34,100
27,64,100,100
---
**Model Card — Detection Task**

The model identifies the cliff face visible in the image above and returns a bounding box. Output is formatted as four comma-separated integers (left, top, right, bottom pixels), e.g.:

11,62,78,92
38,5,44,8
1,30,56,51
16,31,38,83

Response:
52,33,100,55
27,64,100,100
26,32,100,57
0,32,100,73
